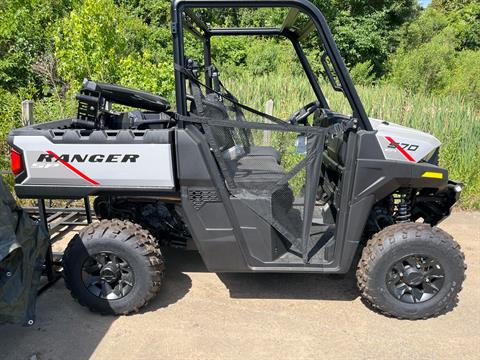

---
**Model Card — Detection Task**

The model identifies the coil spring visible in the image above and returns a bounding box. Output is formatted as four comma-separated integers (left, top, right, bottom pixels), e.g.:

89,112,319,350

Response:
395,190,412,223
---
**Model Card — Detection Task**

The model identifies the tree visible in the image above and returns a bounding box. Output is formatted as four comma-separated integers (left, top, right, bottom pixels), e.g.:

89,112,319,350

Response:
0,0,73,93
307,0,420,77
431,0,479,12
388,2,480,102
55,0,174,97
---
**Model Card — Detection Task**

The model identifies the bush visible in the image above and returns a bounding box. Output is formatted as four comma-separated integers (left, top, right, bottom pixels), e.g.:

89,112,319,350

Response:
445,50,480,104
350,60,376,86
389,35,456,94
55,0,173,97
397,8,449,52
0,89,21,171
0,0,73,92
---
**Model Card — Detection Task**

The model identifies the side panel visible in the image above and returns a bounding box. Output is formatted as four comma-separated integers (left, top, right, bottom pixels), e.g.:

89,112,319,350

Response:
370,119,441,163
10,129,176,198
336,131,449,273
176,126,249,271
14,136,174,188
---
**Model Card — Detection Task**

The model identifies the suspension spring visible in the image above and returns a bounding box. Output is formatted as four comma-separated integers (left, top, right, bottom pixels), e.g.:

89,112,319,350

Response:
395,189,412,223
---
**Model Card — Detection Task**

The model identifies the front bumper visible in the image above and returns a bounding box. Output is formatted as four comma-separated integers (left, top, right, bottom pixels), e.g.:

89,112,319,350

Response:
412,180,463,225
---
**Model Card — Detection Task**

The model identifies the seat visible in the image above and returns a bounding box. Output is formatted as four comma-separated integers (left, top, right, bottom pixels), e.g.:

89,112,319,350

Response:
232,155,286,190
248,146,281,164
188,75,281,164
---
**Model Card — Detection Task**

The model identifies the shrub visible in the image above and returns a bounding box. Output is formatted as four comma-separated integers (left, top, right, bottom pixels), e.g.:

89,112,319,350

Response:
389,36,456,94
445,50,480,104
350,60,376,86
55,0,173,96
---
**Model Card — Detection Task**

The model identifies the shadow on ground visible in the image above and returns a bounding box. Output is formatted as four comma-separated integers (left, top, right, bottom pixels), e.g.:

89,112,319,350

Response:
0,249,359,359
163,249,359,302
0,250,192,360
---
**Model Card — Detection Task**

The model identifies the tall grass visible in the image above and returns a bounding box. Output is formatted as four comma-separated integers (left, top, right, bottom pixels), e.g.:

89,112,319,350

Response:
225,74,480,209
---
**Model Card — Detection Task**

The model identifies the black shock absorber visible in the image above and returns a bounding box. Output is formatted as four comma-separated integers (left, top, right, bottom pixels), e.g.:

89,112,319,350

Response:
395,189,412,223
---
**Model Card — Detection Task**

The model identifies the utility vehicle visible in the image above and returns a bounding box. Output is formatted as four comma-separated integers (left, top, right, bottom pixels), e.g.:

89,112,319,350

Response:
7,0,466,319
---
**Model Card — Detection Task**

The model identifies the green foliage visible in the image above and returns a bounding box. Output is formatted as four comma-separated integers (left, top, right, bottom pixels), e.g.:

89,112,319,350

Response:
447,3,480,50
0,89,21,171
389,37,457,94
330,11,393,76
431,0,479,12
0,0,73,93
350,61,376,86
388,4,480,101
55,0,174,97
445,50,480,102
397,7,449,51
213,38,303,78
309,0,420,77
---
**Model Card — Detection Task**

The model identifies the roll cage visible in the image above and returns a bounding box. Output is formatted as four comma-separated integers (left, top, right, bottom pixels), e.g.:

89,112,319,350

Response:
171,0,373,131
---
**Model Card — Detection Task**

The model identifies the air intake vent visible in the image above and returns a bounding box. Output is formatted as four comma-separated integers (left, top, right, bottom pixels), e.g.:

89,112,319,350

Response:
188,189,219,210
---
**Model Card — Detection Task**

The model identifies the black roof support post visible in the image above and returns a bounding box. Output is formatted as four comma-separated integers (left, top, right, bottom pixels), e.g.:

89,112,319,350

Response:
172,1,187,119
184,16,205,39
285,31,329,109
204,35,213,91
184,8,210,34
208,28,282,36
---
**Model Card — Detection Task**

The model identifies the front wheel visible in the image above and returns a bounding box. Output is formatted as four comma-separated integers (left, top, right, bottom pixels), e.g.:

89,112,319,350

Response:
357,223,466,319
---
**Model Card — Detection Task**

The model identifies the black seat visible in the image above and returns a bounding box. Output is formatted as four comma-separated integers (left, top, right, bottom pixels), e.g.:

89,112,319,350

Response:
233,155,285,190
188,72,281,163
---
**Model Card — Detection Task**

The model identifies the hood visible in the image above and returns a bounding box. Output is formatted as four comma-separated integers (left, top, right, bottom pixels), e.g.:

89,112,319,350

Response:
370,118,441,163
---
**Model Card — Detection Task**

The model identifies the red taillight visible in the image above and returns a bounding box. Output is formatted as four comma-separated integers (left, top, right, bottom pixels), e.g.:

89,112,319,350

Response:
10,148,23,176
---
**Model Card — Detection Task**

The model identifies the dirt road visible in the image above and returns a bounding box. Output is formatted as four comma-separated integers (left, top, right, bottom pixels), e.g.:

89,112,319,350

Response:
1,211,479,360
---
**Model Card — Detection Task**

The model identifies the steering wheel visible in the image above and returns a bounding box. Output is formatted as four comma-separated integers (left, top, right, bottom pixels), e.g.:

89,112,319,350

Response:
287,101,321,125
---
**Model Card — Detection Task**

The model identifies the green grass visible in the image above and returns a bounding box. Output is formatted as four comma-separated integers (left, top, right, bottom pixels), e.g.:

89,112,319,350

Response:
225,74,480,209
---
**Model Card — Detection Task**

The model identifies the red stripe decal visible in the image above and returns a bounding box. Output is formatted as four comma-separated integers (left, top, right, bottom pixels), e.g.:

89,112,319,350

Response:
384,137,416,162
47,150,100,186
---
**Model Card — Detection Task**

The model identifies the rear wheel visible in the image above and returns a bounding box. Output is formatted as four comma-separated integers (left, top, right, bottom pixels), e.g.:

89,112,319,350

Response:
63,219,164,315
357,223,466,319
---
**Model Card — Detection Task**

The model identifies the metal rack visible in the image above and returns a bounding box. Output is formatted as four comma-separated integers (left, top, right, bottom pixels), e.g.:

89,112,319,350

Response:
32,197,93,294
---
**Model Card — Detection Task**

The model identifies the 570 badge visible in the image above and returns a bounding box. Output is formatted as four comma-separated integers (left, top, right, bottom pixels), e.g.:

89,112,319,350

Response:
387,141,419,152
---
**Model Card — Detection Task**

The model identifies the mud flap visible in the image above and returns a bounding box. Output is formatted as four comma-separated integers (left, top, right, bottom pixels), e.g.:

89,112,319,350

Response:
0,177,49,325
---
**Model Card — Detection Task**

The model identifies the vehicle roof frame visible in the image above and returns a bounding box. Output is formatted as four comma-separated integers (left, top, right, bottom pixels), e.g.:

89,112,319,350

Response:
171,0,372,131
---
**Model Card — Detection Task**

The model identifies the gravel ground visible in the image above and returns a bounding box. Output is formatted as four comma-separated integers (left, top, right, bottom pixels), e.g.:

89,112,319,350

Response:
1,211,479,360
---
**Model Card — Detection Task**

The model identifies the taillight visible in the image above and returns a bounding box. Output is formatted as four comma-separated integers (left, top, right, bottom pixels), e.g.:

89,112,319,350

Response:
10,148,23,176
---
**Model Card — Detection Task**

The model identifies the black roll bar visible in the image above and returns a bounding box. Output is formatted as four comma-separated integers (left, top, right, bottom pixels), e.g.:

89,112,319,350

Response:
172,0,372,131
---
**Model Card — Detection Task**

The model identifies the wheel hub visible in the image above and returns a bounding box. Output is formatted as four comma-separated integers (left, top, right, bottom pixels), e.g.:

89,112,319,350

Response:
100,264,120,283
386,255,445,304
81,252,134,300
402,268,424,286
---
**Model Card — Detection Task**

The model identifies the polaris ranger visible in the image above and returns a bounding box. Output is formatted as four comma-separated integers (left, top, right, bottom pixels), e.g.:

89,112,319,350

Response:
7,0,465,320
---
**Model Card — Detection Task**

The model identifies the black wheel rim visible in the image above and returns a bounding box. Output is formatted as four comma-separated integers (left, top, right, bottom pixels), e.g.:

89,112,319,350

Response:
81,252,134,300
386,255,445,304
